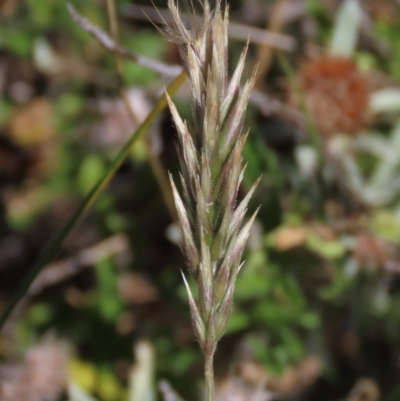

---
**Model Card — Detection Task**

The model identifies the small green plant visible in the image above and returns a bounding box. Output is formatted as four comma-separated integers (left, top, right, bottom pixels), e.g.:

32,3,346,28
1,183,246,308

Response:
162,1,259,399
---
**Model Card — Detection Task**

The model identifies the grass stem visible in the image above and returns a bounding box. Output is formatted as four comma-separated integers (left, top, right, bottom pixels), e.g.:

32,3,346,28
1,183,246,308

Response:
205,352,215,401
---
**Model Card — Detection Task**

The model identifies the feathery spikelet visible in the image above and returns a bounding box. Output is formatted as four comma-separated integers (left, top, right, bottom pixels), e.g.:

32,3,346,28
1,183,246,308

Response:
163,0,259,359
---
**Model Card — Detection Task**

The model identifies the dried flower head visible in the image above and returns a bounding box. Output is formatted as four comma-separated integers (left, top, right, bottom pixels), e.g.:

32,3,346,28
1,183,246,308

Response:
162,0,259,376
295,56,370,137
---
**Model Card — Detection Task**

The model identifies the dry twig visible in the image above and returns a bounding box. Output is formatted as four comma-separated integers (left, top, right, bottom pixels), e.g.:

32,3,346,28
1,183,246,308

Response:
67,3,182,79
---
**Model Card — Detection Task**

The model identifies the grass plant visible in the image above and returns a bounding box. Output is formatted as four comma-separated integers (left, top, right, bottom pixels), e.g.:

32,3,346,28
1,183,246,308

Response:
162,1,259,399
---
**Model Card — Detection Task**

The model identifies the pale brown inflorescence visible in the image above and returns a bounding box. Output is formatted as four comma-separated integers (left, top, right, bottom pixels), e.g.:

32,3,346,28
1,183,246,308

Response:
163,0,259,359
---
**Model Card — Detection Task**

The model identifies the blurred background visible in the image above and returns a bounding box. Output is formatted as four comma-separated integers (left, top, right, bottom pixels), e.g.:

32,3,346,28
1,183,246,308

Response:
1,0,400,400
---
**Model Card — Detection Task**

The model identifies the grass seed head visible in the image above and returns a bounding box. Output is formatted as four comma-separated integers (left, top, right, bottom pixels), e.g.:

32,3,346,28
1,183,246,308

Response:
164,0,259,354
